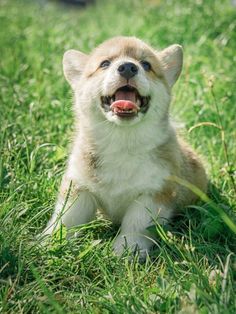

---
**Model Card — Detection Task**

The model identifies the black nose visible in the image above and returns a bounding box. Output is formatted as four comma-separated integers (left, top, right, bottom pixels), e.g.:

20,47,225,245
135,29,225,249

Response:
117,62,138,79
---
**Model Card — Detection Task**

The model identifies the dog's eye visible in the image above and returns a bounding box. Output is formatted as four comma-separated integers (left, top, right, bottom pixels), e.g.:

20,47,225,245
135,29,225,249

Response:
140,60,151,71
100,60,111,68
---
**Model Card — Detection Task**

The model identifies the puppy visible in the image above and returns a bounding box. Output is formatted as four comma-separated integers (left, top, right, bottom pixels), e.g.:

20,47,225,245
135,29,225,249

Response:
42,36,207,259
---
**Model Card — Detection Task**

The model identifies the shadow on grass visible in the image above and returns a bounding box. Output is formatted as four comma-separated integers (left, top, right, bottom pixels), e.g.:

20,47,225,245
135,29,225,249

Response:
150,182,236,263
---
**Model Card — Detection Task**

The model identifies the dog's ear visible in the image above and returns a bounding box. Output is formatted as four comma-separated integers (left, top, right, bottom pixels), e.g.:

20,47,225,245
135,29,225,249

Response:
157,45,183,87
63,49,88,89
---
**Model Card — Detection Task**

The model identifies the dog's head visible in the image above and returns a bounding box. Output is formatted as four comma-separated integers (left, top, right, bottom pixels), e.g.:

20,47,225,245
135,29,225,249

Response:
63,37,182,127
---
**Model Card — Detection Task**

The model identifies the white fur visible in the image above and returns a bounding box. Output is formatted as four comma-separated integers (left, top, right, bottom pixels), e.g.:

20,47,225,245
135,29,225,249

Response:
42,38,183,258
43,191,97,236
113,194,171,259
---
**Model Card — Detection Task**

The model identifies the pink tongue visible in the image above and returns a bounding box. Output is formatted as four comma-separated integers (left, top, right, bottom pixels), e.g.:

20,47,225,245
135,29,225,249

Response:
111,90,138,111
115,90,136,102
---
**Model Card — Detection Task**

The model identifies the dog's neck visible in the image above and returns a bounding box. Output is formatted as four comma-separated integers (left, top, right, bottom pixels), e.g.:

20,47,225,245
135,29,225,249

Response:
77,110,173,156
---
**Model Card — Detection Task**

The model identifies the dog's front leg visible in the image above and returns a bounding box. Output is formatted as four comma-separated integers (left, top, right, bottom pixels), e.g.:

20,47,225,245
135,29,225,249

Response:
113,194,172,260
41,177,97,237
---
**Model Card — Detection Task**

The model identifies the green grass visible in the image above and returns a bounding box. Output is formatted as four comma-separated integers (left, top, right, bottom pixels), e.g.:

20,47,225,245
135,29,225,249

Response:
0,0,236,312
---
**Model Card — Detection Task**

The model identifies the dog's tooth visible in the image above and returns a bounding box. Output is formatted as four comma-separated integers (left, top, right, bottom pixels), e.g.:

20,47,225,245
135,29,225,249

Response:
136,98,141,107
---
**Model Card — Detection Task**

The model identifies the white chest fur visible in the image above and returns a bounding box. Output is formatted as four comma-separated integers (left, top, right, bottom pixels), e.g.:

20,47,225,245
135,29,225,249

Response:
82,121,171,223
94,149,169,223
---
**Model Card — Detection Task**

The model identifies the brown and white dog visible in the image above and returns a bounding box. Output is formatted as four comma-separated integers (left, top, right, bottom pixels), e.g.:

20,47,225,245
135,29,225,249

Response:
42,37,207,259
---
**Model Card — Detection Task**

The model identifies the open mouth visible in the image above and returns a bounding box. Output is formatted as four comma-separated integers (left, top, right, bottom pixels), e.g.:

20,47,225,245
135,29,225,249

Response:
101,85,150,118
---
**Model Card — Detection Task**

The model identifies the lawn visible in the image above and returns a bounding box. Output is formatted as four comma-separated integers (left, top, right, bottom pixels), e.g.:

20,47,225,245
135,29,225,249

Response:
0,0,236,313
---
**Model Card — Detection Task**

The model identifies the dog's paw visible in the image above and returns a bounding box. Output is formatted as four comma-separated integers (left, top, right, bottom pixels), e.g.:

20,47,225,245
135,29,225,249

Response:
113,234,151,261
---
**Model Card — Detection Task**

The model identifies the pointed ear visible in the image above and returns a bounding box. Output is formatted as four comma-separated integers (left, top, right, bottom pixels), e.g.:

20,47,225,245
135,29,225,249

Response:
157,44,183,87
63,49,88,89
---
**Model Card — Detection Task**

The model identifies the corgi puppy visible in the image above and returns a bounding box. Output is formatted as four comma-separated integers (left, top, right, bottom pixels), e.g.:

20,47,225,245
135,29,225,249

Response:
42,36,207,259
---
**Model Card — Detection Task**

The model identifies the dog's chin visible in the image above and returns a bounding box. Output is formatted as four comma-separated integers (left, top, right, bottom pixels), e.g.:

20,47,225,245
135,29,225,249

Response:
100,85,150,126
104,110,143,126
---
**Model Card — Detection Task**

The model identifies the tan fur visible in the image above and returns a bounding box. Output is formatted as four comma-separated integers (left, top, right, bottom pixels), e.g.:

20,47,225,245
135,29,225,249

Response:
154,135,207,210
85,37,165,81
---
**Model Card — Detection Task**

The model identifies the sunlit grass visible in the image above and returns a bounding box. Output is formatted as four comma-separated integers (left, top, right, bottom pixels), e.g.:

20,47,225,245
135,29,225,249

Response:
0,0,235,312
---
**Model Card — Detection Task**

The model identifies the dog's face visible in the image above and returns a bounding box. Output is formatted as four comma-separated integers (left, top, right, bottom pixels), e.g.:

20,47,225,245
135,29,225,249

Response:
63,37,183,127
